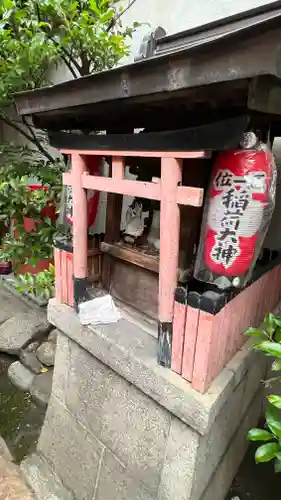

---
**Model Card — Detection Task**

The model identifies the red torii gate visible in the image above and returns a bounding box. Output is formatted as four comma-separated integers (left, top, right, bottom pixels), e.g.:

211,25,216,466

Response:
58,149,207,366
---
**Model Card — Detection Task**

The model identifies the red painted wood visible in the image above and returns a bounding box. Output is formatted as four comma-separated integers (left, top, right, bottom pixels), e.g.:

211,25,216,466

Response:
176,186,204,207
171,302,187,374
66,252,74,307
191,311,214,393
158,158,182,323
182,305,200,382
71,155,88,279
61,249,68,305
64,173,203,208
112,157,125,180
192,263,281,393
54,248,62,303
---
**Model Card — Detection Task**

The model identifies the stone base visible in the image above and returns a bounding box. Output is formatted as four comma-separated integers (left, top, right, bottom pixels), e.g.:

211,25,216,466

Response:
22,299,270,500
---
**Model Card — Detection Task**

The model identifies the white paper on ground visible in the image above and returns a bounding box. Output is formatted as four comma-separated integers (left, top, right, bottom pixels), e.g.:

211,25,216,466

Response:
78,294,121,325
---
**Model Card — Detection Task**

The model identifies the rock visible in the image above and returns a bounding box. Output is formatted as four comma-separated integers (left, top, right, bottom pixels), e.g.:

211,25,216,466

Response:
20,351,44,375
0,456,35,499
48,329,58,344
30,370,53,406
0,312,50,355
0,436,13,462
0,286,29,325
8,362,35,392
25,342,40,354
36,342,56,367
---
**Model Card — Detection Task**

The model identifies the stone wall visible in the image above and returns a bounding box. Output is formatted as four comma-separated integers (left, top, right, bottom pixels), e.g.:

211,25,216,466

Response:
21,299,271,500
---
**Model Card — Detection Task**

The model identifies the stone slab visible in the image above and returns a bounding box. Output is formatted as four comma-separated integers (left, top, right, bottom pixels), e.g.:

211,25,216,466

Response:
8,361,35,391
62,338,171,493
201,389,263,500
158,416,200,500
38,395,104,500
21,453,74,500
94,450,154,500
48,299,261,435
0,311,50,355
0,286,29,325
51,333,69,405
30,370,53,406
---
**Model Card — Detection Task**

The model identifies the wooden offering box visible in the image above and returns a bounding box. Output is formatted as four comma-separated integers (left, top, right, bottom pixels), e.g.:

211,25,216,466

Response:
100,242,159,320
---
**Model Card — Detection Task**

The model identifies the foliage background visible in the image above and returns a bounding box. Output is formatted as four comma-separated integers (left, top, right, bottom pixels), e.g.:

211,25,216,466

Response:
0,0,138,266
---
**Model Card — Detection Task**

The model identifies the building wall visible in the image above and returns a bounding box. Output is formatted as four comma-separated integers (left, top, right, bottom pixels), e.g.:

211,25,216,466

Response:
121,0,278,63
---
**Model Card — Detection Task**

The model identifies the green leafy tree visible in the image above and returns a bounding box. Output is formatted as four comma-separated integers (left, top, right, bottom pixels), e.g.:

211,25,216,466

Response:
0,0,138,268
246,313,281,472
0,0,138,156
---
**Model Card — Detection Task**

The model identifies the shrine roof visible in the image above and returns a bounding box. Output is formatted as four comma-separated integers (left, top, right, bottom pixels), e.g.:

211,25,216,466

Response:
14,1,281,132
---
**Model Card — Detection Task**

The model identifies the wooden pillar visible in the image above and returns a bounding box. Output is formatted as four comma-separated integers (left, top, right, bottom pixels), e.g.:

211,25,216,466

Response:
101,157,124,291
158,157,182,367
72,154,89,306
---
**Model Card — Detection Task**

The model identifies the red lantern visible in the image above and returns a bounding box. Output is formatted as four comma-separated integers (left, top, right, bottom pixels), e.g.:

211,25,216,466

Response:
196,145,276,287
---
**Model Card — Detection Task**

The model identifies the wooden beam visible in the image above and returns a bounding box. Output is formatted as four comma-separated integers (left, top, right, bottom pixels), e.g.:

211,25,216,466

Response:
100,242,159,273
61,149,210,159
176,185,204,207
63,173,204,207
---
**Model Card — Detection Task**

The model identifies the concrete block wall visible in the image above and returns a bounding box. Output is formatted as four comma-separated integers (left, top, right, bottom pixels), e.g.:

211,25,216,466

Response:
21,299,271,500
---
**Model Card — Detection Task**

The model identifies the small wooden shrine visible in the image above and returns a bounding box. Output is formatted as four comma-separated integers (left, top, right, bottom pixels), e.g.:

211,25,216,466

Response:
15,1,281,393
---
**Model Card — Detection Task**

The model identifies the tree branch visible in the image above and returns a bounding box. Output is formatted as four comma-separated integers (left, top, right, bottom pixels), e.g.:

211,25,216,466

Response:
60,53,79,79
0,112,55,163
22,117,55,163
49,34,82,76
1,112,34,143
107,0,138,32
60,45,82,73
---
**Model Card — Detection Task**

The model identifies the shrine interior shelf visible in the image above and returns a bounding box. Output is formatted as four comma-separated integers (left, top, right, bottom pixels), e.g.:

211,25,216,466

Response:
100,242,159,274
